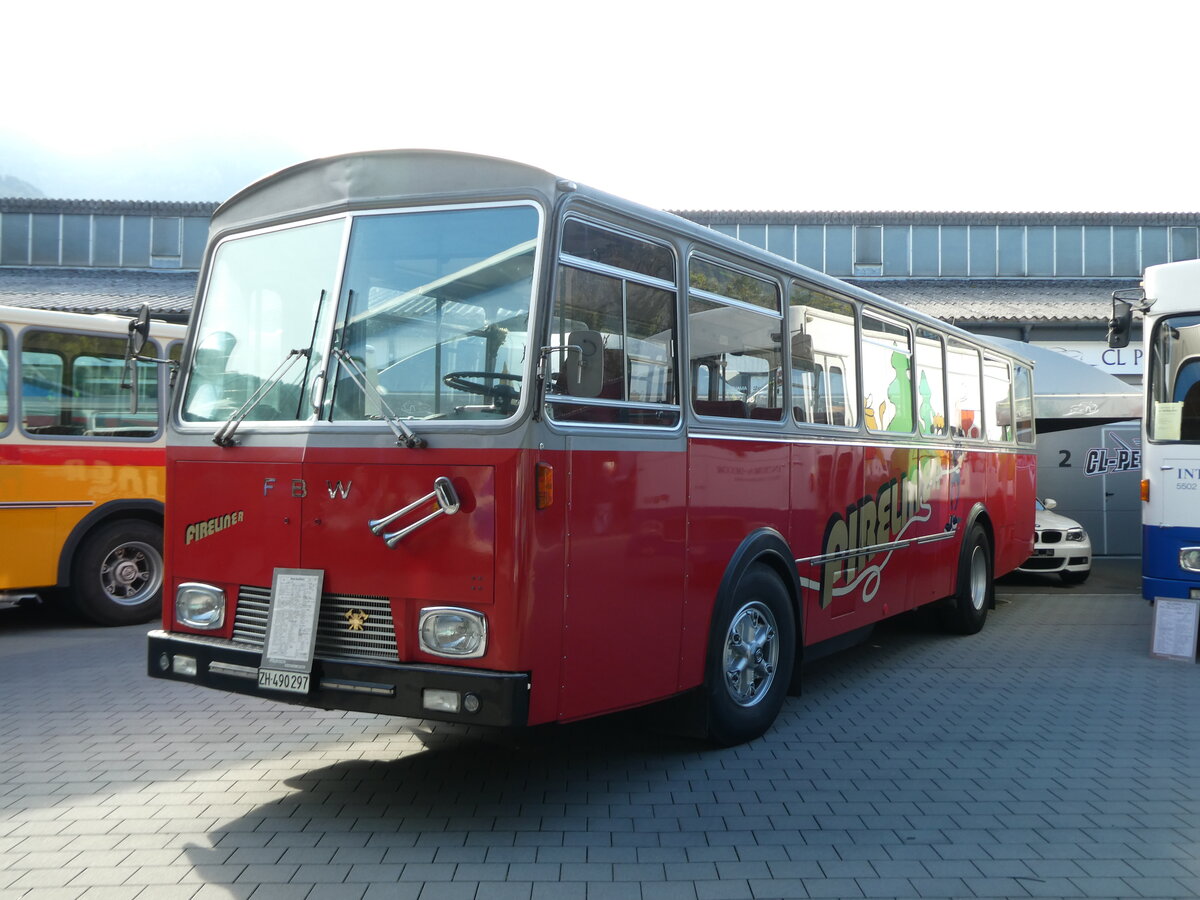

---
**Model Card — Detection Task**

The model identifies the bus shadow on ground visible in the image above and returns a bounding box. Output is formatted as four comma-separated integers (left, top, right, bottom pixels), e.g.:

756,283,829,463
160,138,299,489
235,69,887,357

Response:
183,610,955,872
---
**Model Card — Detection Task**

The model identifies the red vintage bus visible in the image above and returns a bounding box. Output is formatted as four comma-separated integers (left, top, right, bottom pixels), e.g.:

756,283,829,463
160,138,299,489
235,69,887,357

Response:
145,150,1036,744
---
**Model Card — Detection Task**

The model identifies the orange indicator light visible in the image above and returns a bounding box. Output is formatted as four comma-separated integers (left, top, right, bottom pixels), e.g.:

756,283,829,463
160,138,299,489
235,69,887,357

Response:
536,462,554,509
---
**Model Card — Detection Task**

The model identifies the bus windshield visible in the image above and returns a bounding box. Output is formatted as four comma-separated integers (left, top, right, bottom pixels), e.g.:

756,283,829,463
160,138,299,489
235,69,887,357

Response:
331,205,539,421
182,219,345,423
1149,313,1200,442
182,203,541,425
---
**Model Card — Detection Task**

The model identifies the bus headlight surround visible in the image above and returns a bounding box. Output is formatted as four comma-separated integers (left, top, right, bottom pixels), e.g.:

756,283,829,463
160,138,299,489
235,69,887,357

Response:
1180,547,1200,572
176,582,225,629
419,607,487,658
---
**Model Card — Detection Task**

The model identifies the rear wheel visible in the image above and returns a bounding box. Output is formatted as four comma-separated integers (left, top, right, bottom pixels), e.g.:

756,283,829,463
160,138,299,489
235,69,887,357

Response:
70,520,164,626
941,524,992,635
703,565,796,746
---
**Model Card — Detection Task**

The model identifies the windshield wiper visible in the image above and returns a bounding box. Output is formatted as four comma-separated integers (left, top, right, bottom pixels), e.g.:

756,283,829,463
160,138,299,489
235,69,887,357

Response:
212,348,310,447
332,348,425,449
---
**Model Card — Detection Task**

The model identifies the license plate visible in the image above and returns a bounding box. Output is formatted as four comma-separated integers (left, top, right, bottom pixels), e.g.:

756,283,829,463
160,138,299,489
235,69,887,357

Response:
257,668,311,694
1034,548,1053,557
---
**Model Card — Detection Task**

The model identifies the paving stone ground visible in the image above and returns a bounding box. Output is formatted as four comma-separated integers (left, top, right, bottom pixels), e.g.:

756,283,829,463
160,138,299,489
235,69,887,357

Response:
2,560,1197,900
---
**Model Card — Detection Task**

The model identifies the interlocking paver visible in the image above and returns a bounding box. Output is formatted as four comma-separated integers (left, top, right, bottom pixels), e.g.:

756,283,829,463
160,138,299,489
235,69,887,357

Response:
5,562,1200,899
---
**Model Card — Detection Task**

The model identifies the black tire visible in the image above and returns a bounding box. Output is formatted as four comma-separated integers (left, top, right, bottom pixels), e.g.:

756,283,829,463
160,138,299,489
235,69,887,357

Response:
703,565,796,746
1061,569,1090,585
70,519,164,626
940,524,993,635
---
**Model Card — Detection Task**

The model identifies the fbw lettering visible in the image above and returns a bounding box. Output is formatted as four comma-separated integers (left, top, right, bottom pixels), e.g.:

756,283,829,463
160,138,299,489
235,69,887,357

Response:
1083,448,1140,477
263,478,353,498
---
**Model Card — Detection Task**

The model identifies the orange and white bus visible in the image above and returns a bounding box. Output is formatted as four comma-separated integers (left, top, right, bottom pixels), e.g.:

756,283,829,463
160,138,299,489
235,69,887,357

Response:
144,150,1036,743
0,305,185,625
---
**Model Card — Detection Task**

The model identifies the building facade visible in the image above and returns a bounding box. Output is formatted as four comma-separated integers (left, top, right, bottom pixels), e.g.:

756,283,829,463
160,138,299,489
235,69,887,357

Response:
5,198,1192,556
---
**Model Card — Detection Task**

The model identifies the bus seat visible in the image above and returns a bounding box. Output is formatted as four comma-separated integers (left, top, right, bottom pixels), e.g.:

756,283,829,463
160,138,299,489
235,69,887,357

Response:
1182,382,1200,440
25,424,86,435
693,399,749,418
598,349,626,400
750,406,783,421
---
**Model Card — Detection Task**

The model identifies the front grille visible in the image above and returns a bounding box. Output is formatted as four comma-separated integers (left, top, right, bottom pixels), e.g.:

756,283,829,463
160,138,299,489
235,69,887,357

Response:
1037,530,1063,544
233,586,400,664
1022,557,1062,571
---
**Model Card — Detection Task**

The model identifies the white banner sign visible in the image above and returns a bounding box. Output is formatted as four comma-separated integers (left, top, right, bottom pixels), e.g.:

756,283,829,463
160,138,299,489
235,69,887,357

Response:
1032,341,1143,375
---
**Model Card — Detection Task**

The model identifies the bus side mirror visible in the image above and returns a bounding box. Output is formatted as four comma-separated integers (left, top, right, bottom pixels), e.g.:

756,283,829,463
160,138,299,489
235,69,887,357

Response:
128,304,151,357
564,330,605,398
122,304,153,413
791,332,814,372
1107,298,1133,349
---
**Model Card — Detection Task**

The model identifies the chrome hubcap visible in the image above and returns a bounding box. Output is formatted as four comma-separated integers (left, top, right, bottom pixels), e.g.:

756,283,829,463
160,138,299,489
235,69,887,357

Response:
969,544,988,611
723,601,779,707
100,540,163,606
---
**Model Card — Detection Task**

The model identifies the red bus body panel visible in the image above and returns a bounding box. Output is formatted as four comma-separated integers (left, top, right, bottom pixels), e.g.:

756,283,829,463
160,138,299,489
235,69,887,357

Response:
164,433,1033,727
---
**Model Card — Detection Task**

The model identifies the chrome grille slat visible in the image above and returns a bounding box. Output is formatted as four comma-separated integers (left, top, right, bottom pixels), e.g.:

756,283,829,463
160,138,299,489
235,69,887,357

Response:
232,586,399,663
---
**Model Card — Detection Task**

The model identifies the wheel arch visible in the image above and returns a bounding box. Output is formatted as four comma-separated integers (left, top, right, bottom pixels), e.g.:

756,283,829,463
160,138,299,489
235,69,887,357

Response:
712,528,803,659
962,502,994,552
56,499,165,587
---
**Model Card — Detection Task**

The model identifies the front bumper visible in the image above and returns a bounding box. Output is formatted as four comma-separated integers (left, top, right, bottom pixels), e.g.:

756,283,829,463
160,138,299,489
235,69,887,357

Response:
147,630,530,728
1016,552,1091,575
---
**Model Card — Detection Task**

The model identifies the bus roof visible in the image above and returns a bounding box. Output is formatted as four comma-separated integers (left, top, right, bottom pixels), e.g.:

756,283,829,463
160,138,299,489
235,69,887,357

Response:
1145,258,1200,318
0,303,186,338
210,149,1034,368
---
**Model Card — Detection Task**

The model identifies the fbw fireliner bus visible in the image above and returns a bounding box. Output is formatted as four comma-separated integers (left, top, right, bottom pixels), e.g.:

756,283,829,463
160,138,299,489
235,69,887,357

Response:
143,150,1036,744
1110,258,1200,600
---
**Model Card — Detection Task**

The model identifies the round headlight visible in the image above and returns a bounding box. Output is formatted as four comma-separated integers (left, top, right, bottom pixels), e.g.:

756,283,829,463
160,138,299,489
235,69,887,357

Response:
176,583,225,629
419,607,487,658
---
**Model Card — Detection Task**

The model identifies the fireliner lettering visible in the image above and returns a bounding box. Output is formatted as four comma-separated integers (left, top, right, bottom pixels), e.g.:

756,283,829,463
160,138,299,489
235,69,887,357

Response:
185,510,245,545
810,465,942,609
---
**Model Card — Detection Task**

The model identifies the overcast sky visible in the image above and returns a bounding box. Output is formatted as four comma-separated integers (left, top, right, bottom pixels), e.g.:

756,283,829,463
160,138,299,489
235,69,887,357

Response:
4,0,1197,212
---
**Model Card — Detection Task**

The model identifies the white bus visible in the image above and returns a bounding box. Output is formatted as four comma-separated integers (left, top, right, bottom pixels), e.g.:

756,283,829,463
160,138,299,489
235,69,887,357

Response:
1110,258,1200,599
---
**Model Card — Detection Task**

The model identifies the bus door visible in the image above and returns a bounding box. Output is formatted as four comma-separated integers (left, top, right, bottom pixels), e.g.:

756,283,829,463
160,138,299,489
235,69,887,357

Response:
544,217,686,718
910,329,956,604
560,431,686,718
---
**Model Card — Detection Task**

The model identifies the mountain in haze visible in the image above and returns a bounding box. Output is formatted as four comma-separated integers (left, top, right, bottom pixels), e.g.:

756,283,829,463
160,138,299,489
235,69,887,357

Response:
0,131,303,203
0,174,44,198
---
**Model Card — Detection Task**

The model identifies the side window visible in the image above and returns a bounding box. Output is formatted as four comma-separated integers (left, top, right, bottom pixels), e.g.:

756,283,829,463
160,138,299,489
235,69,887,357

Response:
947,339,982,439
22,329,160,439
1014,363,1034,444
861,312,913,434
546,218,678,427
688,258,782,421
0,329,8,430
983,356,1013,442
915,328,947,437
789,283,857,427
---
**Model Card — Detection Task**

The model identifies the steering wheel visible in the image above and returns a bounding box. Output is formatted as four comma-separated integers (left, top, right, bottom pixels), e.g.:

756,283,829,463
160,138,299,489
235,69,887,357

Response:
442,371,522,411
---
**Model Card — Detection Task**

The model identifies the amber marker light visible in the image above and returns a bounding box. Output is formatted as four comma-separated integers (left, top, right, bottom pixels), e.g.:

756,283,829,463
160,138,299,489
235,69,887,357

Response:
1141,479,1150,502
536,462,554,509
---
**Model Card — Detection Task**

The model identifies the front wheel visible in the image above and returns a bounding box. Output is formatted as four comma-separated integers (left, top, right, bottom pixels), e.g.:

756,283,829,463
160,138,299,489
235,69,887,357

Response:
940,523,993,635
703,565,796,746
70,520,164,626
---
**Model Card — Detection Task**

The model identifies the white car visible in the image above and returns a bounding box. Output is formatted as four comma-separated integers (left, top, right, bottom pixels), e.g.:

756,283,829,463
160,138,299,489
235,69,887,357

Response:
1016,499,1092,584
